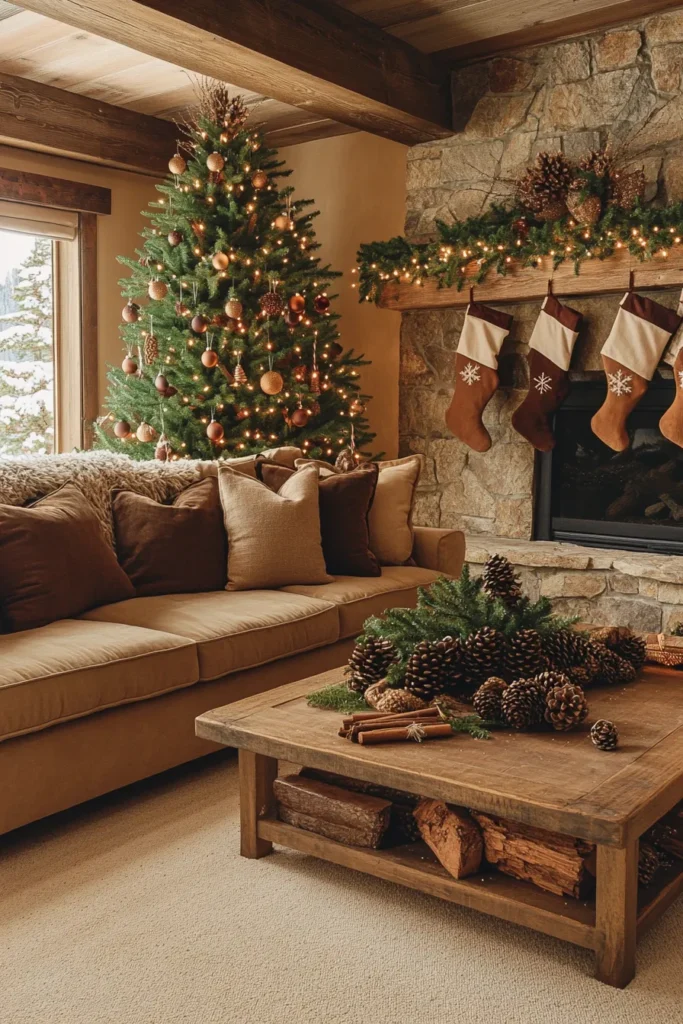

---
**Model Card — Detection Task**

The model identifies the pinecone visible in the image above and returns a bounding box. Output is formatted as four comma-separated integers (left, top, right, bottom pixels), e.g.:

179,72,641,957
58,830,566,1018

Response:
638,842,663,887
579,148,613,179
461,626,505,687
404,636,461,700
517,152,572,217
501,679,546,730
531,669,571,695
565,650,601,688
589,642,636,685
374,689,427,715
482,554,522,606
543,628,584,671
566,188,602,226
143,332,159,365
544,682,589,732
472,677,507,720
591,626,646,671
345,637,396,693
590,719,619,751
505,629,545,680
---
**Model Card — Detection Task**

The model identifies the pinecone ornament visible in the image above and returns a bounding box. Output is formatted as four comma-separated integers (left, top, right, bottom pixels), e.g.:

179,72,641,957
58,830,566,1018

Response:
374,689,427,714
518,151,572,219
345,637,396,693
609,168,645,209
505,629,545,681
482,554,522,606
143,332,159,365
404,636,461,700
501,679,546,730
590,719,619,751
472,677,507,721
566,186,602,226
638,842,663,887
531,669,571,695
544,682,589,732
461,626,505,687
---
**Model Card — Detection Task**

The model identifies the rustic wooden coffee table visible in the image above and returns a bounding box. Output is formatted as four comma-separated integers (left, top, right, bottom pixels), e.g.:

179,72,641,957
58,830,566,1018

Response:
196,666,683,988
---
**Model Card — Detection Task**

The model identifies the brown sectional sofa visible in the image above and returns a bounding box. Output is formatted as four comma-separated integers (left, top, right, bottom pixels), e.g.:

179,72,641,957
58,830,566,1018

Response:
0,496,464,835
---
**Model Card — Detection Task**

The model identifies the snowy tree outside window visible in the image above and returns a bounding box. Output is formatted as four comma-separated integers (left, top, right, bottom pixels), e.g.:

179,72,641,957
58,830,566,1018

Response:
0,232,54,455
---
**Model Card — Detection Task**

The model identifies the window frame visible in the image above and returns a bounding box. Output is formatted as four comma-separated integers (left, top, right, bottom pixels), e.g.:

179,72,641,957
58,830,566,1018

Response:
0,168,111,452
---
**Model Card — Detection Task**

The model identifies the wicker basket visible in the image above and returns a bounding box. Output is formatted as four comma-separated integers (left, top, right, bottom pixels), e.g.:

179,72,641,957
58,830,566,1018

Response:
645,633,683,668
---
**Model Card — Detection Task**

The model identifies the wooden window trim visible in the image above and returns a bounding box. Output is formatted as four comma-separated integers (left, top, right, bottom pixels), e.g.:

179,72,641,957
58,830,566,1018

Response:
0,168,110,451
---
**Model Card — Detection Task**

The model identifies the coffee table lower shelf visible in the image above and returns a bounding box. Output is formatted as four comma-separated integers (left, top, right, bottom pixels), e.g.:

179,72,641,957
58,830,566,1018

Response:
257,816,683,961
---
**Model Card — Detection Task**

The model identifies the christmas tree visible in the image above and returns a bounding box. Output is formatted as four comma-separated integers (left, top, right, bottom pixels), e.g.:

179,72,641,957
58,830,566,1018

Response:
0,236,54,455
96,85,373,462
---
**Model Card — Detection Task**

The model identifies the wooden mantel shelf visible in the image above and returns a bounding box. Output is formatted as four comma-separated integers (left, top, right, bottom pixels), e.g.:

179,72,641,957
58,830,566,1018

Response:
378,249,683,311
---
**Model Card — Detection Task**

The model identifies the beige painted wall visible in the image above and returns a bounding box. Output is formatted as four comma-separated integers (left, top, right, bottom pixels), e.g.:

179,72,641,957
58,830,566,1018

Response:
281,132,406,458
0,145,157,405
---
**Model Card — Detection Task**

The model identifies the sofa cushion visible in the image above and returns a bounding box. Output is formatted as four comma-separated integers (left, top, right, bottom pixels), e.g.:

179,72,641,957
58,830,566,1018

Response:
0,619,199,743
281,566,442,638
82,590,339,681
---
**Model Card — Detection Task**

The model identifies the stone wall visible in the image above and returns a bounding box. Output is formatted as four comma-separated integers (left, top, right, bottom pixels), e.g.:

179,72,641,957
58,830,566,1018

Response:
401,10,683,539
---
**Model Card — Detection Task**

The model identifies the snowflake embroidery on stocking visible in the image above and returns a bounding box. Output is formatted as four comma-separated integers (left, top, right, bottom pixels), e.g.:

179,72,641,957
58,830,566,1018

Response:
459,362,481,386
534,372,553,395
607,369,633,396
678,369,683,390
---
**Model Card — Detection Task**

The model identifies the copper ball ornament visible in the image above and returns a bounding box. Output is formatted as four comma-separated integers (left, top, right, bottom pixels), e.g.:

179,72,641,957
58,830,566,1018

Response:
206,152,225,173
260,370,284,395
164,385,178,398
259,291,284,317
121,354,137,375
122,301,140,323
168,153,186,175
225,297,243,320
288,293,306,314
274,213,290,231
148,280,168,300
114,420,131,438
251,170,268,189
167,230,183,247
313,293,330,314
136,422,156,443
211,250,229,271
201,348,219,368
191,314,208,334
291,407,309,427
207,419,224,442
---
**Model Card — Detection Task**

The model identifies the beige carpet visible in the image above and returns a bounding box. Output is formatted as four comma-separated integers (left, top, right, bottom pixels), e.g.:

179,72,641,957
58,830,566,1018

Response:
1,753,681,1024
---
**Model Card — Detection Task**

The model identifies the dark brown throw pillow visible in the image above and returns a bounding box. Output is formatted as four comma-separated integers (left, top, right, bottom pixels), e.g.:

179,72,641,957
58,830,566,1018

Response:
0,483,135,633
112,477,227,596
258,463,380,577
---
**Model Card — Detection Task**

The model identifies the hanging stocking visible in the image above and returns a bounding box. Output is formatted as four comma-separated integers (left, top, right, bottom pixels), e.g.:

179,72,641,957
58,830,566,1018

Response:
660,287,683,447
591,286,681,452
512,290,582,451
445,296,513,452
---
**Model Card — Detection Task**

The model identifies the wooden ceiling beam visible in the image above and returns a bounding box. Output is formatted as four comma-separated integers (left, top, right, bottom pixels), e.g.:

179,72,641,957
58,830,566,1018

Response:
0,71,177,176
17,0,452,145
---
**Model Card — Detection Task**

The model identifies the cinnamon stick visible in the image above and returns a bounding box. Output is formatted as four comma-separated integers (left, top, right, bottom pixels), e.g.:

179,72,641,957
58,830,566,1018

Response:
358,723,454,745
342,708,441,729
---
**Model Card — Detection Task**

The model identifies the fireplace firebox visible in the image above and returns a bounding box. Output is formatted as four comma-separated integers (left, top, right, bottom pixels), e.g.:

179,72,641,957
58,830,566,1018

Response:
534,379,683,554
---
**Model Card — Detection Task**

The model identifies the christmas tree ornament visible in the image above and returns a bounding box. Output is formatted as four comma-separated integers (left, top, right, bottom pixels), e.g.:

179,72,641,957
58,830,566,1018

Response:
148,279,168,300
155,433,172,461
201,345,219,368
136,422,156,443
517,151,572,220
289,293,306,314
445,296,513,452
251,170,268,189
225,289,243,320
501,679,546,729
512,289,582,451
274,212,290,231
403,637,461,700
544,682,588,731
314,293,330,314
472,677,507,720
591,285,681,451
233,354,247,386
155,373,169,393
168,153,187,175
260,369,284,395
346,637,396,692
121,354,138,375
143,332,159,364
482,553,522,607
310,340,321,395
191,314,208,334
329,341,343,358
122,301,140,323
566,186,602,226
590,719,619,751
206,151,225,172
259,276,285,317
114,419,131,438
291,404,309,427
167,230,183,247
207,415,224,442
283,309,302,328
609,168,645,209
212,250,229,271
164,385,178,399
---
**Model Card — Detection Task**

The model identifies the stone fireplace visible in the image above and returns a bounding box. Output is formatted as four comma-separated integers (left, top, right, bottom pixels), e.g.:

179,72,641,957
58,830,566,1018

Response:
399,10,683,631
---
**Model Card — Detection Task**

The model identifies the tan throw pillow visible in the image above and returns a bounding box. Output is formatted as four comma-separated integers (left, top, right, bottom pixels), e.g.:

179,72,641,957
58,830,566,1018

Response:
368,455,423,565
0,483,134,632
218,463,332,591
